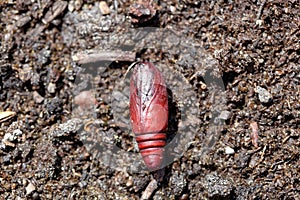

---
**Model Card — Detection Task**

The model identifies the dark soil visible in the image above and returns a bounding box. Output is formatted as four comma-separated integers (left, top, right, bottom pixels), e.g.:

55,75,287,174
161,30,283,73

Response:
0,0,299,199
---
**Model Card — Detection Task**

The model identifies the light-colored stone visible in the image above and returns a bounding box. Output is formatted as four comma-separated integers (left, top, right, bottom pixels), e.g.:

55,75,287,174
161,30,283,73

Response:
225,146,235,155
256,86,272,103
26,182,36,195
99,1,110,15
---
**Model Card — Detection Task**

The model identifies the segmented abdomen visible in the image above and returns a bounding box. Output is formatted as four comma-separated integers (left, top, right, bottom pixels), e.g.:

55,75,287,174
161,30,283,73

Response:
129,62,168,170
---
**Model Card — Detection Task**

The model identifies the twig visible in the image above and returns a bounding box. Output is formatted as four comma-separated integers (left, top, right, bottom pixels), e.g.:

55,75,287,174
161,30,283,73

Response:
250,121,259,148
42,1,68,24
26,1,67,44
141,179,158,200
256,0,266,20
72,50,136,64
0,111,16,123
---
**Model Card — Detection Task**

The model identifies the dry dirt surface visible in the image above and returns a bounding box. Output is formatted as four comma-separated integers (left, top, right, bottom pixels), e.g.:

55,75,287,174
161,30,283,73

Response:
0,0,299,199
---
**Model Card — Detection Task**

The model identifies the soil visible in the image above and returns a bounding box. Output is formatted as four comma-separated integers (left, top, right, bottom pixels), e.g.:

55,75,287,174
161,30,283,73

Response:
0,0,299,199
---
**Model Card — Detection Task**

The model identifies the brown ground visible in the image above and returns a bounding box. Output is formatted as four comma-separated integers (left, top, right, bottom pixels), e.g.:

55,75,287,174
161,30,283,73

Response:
0,0,299,199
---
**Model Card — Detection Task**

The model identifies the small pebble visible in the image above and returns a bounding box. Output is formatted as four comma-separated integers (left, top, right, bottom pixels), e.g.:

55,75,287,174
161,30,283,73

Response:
68,0,75,12
3,129,22,142
169,6,176,13
256,19,264,26
126,176,133,187
33,91,44,104
179,194,189,200
2,154,12,164
99,1,110,15
203,173,233,198
23,179,28,186
218,111,231,120
256,86,272,103
26,182,36,195
32,192,40,200
170,171,187,196
74,0,83,10
74,90,96,109
225,146,235,154
47,82,56,94
3,133,15,142
78,181,87,188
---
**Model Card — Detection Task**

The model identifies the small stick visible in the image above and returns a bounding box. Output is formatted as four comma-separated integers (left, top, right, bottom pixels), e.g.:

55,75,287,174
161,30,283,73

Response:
42,1,68,24
250,121,259,148
141,179,158,200
0,111,16,123
256,0,266,20
26,1,67,44
72,50,136,64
